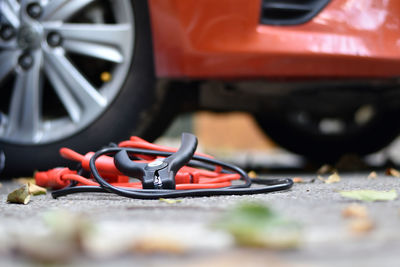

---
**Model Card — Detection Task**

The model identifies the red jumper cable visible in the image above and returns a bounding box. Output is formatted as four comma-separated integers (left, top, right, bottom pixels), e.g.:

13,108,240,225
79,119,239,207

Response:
35,133,293,199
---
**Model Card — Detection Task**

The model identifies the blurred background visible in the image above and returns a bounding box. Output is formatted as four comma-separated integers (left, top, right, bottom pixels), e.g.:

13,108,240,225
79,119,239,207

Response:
157,111,400,170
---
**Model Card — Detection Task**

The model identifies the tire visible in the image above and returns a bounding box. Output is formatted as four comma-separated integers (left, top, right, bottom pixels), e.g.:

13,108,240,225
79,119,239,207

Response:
0,0,159,176
255,108,400,162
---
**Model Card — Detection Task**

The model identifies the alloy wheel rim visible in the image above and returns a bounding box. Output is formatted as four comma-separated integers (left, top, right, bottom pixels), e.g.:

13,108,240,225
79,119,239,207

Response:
0,0,134,145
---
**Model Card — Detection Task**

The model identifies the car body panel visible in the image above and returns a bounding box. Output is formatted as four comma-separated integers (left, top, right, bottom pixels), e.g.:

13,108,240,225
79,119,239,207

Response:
148,0,400,78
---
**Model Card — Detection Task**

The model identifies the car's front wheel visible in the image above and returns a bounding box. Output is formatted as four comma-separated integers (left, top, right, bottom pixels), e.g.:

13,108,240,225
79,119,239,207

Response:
0,0,157,176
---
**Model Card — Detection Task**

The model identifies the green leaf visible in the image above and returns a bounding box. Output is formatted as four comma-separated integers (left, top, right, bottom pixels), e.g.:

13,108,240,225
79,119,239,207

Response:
159,198,182,204
7,184,31,205
339,189,398,202
213,202,301,249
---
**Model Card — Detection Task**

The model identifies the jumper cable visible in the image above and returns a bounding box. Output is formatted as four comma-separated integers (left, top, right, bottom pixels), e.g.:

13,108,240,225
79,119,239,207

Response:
35,133,293,199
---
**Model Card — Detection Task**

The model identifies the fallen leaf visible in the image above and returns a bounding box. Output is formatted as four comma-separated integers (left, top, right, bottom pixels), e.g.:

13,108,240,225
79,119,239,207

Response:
339,189,398,202
7,184,31,204
348,218,374,234
43,210,93,243
292,177,314,184
132,236,186,254
16,211,93,263
325,172,341,184
0,183,2,188
159,198,182,204
248,171,257,179
342,204,368,219
367,171,378,179
213,203,301,249
13,177,36,185
318,172,341,184
16,234,78,263
293,177,304,183
385,168,400,178
28,182,47,196
317,164,335,175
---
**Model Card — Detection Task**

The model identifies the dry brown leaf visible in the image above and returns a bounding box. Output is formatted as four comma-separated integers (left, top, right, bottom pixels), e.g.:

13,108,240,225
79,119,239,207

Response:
317,164,335,175
7,184,31,204
16,234,78,263
0,182,2,188
16,211,93,263
248,171,257,179
342,204,368,219
349,218,374,234
319,172,341,184
325,172,341,184
132,236,186,254
293,177,315,184
367,171,378,179
28,182,47,196
385,168,400,178
293,177,304,183
342,204,374,235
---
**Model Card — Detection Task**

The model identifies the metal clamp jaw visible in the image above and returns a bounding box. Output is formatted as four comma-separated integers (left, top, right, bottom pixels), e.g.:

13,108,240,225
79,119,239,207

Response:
114,133,198,189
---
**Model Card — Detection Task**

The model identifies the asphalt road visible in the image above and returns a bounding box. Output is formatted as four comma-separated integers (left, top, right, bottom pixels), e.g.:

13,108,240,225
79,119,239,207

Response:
0,171,399,266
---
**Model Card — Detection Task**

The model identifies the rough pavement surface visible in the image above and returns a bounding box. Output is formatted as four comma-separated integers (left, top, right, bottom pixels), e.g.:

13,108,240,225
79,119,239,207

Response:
0,172,399,266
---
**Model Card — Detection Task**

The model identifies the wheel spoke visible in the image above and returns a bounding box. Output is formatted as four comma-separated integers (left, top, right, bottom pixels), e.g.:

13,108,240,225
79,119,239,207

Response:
62,39,124,63
43,48,107,118
44,61,81,123
0,40,18,49
0,50,18,82
41,0,95,21
1,0,20,28
4,0,19,12
43,23,131,61
6,51,43,141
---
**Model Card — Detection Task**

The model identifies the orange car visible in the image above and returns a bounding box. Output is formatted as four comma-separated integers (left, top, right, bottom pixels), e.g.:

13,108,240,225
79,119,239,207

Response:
1,0,399,174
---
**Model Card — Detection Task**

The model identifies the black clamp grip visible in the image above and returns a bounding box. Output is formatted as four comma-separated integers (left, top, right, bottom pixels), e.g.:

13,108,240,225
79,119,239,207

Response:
114,133,198,189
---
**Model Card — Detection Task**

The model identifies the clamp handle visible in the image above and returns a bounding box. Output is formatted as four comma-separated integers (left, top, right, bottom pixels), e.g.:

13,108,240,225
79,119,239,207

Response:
158,133,197,189
114,152,156,189
114,133,198,189
164,132,198,174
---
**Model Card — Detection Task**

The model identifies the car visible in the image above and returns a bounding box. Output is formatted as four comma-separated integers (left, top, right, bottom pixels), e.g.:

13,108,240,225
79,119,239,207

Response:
1,0,400,175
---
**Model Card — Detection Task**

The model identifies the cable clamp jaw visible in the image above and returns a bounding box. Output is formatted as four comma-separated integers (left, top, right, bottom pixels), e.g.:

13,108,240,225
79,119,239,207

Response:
114,133,198,189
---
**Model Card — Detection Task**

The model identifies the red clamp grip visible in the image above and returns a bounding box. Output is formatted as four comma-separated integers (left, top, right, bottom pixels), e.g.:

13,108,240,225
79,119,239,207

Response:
35,168,76,189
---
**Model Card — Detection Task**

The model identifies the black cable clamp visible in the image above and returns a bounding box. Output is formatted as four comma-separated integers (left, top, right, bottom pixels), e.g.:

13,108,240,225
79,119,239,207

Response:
52,133,293,199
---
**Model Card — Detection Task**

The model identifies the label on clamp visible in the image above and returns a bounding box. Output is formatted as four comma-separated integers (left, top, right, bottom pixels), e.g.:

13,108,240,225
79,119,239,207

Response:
154,174,163,188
